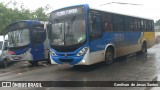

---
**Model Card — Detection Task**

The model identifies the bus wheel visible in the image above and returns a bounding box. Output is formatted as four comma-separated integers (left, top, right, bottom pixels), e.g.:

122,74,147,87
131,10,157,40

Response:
136,42,147,55
47,59,51,64
141,42,147,53
2,59,8,68
105,48,114,64
29,61,38,66
47,54,51,64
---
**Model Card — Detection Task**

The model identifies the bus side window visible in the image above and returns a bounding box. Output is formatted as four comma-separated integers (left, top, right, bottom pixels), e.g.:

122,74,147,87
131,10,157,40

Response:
32,25,46,44
104,13,113,32
90,14,102,38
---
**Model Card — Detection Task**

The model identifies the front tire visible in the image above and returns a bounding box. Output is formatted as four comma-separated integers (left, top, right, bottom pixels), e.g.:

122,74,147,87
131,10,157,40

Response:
2,59,8,68
29,61,38,66
47,54,51,64
105,48,114,64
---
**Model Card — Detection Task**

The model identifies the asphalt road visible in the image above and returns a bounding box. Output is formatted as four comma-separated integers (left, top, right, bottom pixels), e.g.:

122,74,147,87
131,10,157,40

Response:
1,44,160,90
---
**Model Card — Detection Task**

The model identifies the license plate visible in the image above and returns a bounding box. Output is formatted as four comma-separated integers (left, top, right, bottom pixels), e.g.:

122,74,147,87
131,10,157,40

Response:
14,56,19,60
60,61,70,65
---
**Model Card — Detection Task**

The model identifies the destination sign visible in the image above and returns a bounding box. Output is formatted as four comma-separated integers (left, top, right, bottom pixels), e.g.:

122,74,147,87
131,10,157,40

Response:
50,6,85,19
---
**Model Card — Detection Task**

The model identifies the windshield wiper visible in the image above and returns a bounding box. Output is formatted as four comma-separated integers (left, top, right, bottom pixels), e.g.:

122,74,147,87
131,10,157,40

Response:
54,19,62,30
67,16,76,31
17,29,23,44
8,29,24,47
66,16,76,37
9,32,15,45
64,16,76,45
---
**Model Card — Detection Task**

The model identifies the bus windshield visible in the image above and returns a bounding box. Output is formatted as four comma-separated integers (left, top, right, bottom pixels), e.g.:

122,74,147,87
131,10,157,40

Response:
8,29,30,47
49,17,86,46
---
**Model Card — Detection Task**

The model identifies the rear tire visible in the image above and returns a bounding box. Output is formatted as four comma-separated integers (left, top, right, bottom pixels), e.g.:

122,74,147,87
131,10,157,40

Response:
105,48,114,64
137,42,147,55
141,42,147,53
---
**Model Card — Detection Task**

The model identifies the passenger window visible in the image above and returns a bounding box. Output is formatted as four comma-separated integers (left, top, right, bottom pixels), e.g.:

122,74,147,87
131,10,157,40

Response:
90,13,102,38
104,13,113,32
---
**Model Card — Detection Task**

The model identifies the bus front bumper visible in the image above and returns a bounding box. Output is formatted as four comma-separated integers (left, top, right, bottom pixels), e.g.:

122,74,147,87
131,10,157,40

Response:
50,50,91,65
8,52,33,61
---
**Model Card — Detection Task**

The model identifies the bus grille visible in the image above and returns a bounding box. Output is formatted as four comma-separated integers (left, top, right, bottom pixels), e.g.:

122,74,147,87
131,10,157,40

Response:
60,59,73,63
54,48,76,52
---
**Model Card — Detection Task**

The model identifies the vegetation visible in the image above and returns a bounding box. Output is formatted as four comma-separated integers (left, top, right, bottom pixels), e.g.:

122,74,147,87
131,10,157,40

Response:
155,20,160,26
0,2,50,34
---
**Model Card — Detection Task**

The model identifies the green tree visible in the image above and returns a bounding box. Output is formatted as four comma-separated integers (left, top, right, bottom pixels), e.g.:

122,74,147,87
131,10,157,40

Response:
0,2,49,34
33,7,48,21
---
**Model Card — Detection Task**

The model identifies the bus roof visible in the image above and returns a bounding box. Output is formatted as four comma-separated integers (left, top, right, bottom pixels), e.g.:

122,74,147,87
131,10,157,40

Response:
89,5,153,21
53,4,153,21
10,20,45,24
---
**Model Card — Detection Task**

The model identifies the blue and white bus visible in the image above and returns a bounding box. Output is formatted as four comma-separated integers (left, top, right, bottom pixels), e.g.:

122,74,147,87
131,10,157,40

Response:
48,4,155,65
7,20,49,65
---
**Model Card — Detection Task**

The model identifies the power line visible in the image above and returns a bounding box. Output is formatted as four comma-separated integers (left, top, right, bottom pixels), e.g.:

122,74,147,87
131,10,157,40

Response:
100,2,143,6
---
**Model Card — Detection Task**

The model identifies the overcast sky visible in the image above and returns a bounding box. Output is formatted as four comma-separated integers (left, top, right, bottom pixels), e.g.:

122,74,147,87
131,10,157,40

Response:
1,0,160,21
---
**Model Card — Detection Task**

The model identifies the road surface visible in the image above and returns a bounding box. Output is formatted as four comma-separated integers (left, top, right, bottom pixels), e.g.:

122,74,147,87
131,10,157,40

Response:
1,44,160,90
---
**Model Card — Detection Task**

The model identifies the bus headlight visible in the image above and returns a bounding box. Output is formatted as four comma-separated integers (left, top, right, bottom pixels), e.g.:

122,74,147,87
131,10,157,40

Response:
50,51,57,56
76,47,88,56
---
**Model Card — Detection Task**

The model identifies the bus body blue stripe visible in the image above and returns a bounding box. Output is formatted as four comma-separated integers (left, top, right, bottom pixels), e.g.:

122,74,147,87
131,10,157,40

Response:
31,43,45,61
13,45,31,55
89,32,142,52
